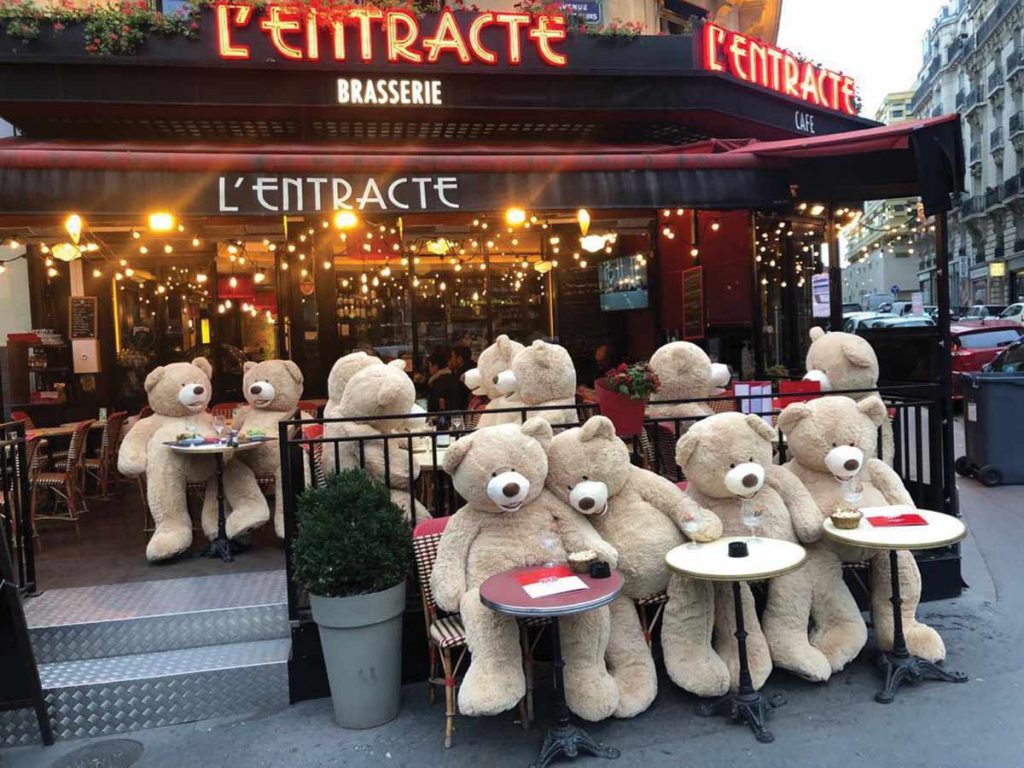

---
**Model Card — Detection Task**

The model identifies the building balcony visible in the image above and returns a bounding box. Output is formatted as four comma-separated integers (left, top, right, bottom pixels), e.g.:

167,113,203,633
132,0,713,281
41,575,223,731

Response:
1011,111,1024,149
961,194,986,221
1006,173,1022,202
976,0,1020,49
955,89,966,109
991,126,1005,160
968,142,982,173
987,69,1005,101
985,186,1004,211
963,89,985,118
1008,49,1024,80
1015,238,1024,256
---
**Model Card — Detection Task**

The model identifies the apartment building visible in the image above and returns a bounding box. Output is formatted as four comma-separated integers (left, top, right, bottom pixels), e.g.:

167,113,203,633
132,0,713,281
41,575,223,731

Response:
912,0,1024,308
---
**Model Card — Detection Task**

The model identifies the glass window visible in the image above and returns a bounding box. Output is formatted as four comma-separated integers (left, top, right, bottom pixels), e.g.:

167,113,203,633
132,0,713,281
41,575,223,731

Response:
998,304,1023,318
996,343,1024,372
957,329,1022,349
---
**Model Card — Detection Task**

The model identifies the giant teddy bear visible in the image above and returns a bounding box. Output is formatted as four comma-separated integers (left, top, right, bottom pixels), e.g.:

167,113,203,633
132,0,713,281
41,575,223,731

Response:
430,419,620,721
803,327,894,465
675,412,862,688
118,358,269,562
779,395,945,662
231,359,304,538
646,341,731,425
546,416,727,714
324,350,383,419
463,334,525,428
499,339,578,427
324,359,428,522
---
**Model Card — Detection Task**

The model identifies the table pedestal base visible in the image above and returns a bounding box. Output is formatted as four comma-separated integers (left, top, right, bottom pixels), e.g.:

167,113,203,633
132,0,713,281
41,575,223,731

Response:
875,654,967,704
696,691,785,744
531,724,619,768
196,536,237,563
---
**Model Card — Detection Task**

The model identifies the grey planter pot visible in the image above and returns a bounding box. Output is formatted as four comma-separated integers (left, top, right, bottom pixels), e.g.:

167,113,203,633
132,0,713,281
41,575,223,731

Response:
310,580,406,729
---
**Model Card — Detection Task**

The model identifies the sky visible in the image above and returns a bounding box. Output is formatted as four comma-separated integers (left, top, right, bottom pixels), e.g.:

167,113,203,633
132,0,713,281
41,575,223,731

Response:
777,0,951,118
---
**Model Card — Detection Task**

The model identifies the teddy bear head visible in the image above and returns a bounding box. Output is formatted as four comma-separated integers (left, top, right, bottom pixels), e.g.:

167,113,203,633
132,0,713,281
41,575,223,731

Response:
675,412,776,500
502,339,576,405
242,359,304,413
463,334,524,398
803,327,879,396
546,416,630,518
144,358,214,418
339,359,414,432
778,394,887,480
442,418,553,514
326,351,382,405
649,341,730,403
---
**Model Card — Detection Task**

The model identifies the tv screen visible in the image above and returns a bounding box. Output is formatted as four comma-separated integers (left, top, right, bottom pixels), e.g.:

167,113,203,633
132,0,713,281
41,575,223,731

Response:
598,256,649,311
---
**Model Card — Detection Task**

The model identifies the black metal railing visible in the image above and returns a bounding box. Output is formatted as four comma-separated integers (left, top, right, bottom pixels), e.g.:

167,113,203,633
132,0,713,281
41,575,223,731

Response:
955,89,966,109
990,127,1003,149
961,194,985,217
0,421,35,595
1010,111,1024,137
987,69,1004,94
985,186,1003,209
969,142,982,164
1008,49,1023,76
964,89,983,112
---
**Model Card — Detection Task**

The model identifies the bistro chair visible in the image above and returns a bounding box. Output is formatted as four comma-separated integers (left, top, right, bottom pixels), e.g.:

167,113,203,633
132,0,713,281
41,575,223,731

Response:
211,402,242,420
32,419,94,534
82,411,127,498
636,592,670,647
1,435,42,556
10,411,35,429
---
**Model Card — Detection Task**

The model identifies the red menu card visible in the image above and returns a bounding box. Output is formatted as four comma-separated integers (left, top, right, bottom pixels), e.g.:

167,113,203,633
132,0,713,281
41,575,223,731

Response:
516,565,574,585
867,514,928,527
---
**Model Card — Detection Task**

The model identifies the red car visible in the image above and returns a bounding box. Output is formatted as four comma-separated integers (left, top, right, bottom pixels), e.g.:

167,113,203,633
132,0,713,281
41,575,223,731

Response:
951,321,1024,397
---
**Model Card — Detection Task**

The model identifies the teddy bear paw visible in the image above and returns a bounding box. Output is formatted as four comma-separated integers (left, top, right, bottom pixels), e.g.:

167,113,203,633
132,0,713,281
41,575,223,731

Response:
609,662,658,718
563,666,619,722
776,646,833,683
903,623,946,663
226,505,270,540
811,623,868,672
146,526,192,562
457,660,525,717
664,649,731,698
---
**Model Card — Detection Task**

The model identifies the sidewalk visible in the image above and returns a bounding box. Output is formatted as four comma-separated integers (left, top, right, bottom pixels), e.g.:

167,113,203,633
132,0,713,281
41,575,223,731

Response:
4,458,1021,768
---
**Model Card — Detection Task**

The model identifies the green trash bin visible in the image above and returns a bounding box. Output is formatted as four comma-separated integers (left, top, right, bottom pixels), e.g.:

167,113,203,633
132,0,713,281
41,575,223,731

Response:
956,372,1024,486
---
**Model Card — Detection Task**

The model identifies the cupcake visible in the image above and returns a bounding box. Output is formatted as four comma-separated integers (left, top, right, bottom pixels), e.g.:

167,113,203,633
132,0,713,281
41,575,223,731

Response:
830,507,863,530
568,550,597,574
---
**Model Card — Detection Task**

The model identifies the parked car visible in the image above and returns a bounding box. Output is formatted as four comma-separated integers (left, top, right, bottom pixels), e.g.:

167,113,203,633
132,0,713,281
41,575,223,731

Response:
961,304,1007,321
952,321,1024,397
843,312,893,332
984,336,1024,373
841,302,863,314
862,316,936,329
924,305,939,321
997,302,1024,325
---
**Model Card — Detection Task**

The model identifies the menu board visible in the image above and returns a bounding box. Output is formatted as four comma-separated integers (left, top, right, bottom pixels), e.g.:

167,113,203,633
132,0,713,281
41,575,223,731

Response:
69,296,97,340
682,267,704,340
556,264,608,364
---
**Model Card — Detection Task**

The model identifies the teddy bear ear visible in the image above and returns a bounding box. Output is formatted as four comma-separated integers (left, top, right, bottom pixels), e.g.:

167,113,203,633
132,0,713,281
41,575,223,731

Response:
243,361,257,374
496,334,510,351
675,430,700,468
809,326,826,342
192,357,213,378
387,359,408,371
143,366,165,394
520,417,554,452
857,395,888,427
580,415,616,442
745,414,777,443
777,402,812,435
441,434,473,474
841,337,877,370
283,360,303,385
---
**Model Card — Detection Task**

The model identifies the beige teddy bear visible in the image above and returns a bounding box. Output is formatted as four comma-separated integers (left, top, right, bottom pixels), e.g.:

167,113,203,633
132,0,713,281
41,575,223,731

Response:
324,351,382,418
464,334,525,428
546,416,727,714
646,341,731,425
675,412,859,688
430,419,619,722
323,360,428,522
779,395,945,662
230,359,304,538
117,359,269,562
803,327,894,464
499,339,577,427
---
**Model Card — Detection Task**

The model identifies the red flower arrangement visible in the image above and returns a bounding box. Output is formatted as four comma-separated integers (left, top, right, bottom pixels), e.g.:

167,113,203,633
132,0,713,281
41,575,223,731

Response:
599,361,660,401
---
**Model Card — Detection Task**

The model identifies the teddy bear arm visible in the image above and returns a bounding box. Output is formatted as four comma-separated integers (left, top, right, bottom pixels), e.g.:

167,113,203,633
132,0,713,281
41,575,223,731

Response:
550,505,618,568
430,509,481,613
631,468,722,541
765,464,824,543
116,416,164,477
866,458,915,507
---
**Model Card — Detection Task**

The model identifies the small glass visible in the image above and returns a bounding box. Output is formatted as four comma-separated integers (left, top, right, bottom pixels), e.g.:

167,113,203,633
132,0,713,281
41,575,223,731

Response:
539,529,560,574
213,414,226,441
450,415,464,435
741,498,762,542
682,513,702,549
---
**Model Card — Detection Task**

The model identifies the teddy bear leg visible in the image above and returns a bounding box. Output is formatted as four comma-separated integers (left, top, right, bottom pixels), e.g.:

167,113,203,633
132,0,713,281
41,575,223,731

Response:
145,459,194,562
387,490,428,524
222,461,270,540
458,588,526,717
661,575,730,698
808,549,868,672
199,481,221,541
871,549,945,662
761,568,832,682
604,595,657,718
712,582,771,692
559,605,619,722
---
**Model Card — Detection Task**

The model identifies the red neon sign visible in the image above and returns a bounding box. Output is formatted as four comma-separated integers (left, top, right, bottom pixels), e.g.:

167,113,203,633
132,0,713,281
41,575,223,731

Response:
702,22,857,115
215,4,568,68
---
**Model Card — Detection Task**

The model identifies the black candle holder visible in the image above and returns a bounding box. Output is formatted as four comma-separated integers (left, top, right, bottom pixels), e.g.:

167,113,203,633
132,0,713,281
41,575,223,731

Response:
728,541,749,558
589,561,611,579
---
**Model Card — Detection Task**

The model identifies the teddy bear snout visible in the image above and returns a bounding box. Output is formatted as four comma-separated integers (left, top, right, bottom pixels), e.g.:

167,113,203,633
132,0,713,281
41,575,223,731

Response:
249,381,275,404
177,384,207,408
802,369,833,392
462,368,482,391
502,482,520,498
569,480,609,516
486,471,529,511
710,362,731,390
724,462,764,498
494,370,518,396
193,385,204,395
825,445,864,480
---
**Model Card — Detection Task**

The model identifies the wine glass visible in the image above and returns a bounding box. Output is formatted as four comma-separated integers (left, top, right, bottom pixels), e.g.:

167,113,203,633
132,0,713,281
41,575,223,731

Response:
451,415,464,436
682,512,702,549
741,498,762,542
213,414,225,441
539,529,560,574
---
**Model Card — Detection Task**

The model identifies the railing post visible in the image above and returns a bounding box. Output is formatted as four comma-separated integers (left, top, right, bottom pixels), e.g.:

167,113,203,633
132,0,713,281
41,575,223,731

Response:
934,212,958,517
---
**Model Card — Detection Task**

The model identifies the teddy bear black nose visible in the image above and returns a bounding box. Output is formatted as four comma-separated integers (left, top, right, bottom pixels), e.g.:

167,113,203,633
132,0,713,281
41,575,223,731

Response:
502,482,520,498
193,385,204,396
250,385,262,395
493,375,500,385
844,458,860,471
578,497,595,510
742,473,758,488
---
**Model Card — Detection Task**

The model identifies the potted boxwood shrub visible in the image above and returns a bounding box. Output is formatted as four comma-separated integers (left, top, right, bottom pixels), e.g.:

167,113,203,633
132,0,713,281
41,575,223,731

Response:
292,468,413,728
595,361,661,437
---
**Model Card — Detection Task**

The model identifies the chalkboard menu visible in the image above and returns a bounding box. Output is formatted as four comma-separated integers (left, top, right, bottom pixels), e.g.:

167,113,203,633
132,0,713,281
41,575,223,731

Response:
682,267,704,340
69,296,97,340
556,264,608,367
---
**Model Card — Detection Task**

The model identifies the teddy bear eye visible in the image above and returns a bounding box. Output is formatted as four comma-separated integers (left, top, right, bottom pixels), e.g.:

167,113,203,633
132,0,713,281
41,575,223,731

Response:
729,463,735,469
582,475,588,481
749,457,754,462
831,443,837,448
491,472,497,478
848,442,855,447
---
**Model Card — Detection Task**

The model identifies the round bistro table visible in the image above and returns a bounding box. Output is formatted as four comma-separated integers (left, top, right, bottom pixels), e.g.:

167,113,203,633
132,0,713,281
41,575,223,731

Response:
166,438,270,563
823,509,968,704
665,536,807,743
480,565,624,768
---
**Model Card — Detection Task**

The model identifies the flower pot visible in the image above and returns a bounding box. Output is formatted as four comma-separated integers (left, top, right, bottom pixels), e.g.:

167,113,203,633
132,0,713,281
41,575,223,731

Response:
310,580,406,729
595,382,647,437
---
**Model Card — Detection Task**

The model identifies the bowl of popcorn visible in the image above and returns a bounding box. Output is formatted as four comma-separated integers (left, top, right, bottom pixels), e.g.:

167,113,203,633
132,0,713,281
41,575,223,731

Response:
829,506,863,530
568,550,598,574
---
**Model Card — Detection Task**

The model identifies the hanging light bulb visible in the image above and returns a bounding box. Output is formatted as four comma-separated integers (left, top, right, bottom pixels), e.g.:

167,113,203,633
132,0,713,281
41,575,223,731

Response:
196,272,208,283
224,299,233,309
254,270,266,284
229,276,238,288
333,210,358,229
92,268,102,278
192,237,201,247
323,260,333,270
505,207,527,226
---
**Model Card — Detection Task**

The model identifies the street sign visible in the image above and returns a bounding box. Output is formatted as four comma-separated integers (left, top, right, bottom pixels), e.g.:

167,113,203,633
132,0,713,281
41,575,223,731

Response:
560,1,603,25
890,284,900,296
